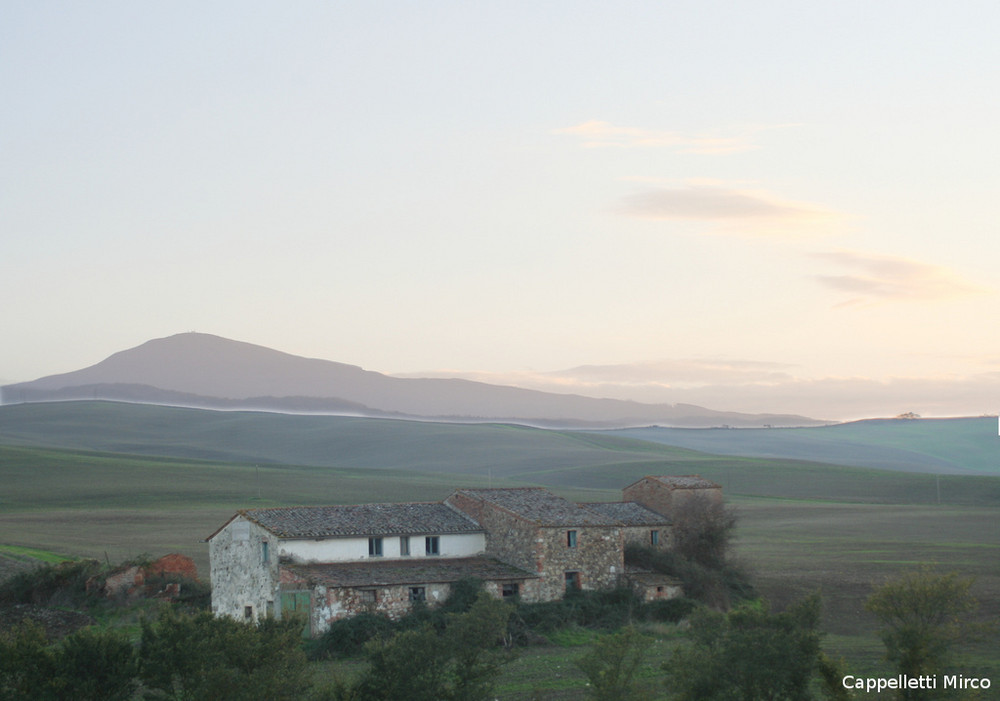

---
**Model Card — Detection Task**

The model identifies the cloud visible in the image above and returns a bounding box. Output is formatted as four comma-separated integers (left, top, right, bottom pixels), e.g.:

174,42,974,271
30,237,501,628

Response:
547,359,795,387
553,121,751,154
812,250,987,306
617,181,838,236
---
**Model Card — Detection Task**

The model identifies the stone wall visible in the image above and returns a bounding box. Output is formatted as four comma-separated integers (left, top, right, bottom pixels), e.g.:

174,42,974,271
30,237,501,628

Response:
536,526,623,600
447,492,542,578
209,516,280,622
623,477,722,520
622,525,672,550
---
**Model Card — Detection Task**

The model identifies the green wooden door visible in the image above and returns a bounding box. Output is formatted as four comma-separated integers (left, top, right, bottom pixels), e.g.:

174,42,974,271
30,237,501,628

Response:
280,591,312,637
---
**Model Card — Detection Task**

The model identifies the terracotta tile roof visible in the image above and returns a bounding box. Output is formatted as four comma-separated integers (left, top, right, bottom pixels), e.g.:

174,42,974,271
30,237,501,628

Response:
283,557,536,588
452,488,620,527
242,502,483,538
581,501,671,526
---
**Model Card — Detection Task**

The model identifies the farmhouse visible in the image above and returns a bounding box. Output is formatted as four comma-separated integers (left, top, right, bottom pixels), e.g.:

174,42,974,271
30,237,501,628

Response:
208,475,719,635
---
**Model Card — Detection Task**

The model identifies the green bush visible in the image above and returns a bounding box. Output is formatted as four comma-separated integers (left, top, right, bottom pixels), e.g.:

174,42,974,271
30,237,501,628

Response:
644,597,697,623
0,559,102,608
138,607,311,701
306,611,397,660
0,621,137,701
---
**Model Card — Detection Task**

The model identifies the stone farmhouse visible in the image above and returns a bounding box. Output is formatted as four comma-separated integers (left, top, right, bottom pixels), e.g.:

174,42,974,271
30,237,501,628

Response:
208,475,721,635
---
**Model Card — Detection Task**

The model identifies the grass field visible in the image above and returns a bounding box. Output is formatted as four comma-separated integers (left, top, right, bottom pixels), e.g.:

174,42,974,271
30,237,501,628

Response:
605,416,1000,475
1,402,998,697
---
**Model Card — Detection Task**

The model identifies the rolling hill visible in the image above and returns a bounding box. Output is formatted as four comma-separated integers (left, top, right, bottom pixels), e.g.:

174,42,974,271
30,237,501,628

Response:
602,417,999,475
1,401,996,501
0,332,824,428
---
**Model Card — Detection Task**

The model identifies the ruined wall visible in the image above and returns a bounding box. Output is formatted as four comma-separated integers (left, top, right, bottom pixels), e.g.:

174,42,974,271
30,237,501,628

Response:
632,580,683,602
309,582,452,632
209,516,279,622
537,526,623,600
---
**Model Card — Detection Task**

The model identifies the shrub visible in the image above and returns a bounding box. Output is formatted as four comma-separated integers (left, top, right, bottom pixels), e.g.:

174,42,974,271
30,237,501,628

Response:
0,559,102,608
138,607,311,701
306,611,396,660
576,626,655,701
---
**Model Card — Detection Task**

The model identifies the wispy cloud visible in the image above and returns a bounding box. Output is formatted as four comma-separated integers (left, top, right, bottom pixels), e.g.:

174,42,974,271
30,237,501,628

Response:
546,359,795,387
553,121,752,154
618,180,838,236
812,250,987,306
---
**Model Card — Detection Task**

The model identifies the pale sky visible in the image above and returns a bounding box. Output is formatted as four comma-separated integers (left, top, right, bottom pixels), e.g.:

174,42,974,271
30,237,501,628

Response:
3,1,999,421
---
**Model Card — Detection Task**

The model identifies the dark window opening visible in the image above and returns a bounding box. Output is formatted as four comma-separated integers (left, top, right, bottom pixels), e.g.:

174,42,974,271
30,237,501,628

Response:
650,530,659,546
567,530,577,548
502,583,520,598
400,536,410,556
360,589,377,604
262,540,270,563
425,536,440,556
244,605,253,620
369,537,383,557
565,571,581,591
409,587,426,602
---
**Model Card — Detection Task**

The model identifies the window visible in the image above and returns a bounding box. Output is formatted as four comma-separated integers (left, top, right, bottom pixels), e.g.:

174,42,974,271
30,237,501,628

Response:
262,540,269,563
425,536,440,556
565,571,581,591
501,583,520,599
400,535,410,556
244,605,253,620
650,530,659,546
265,600,274,617
409,587,426,602
360,589,377,604
368,537,383,557
567,530,577,548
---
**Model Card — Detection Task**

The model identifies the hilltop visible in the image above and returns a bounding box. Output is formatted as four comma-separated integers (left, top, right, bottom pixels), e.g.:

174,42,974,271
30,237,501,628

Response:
0,332,824,428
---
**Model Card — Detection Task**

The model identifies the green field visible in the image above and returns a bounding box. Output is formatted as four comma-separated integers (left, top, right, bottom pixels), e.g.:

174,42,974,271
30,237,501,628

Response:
1,401,998,697
605,416,1000,475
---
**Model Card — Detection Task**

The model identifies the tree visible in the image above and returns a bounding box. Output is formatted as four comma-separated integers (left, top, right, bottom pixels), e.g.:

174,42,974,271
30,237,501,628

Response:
576,625,654,701
664,594,847,701
865,567,981,698
0,622,138,701
347,593,515,701
0,621,58,700
671,494,737,570
138,607,311,701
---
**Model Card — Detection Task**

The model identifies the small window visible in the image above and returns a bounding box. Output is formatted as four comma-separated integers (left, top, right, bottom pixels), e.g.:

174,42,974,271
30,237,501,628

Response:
650,530,659,546
567,530,577,548
409,587,426,602
244,605,253,620
265,600,274,617
565,571,581,591
400,536,410,556
360,589,377,604
501,583,520,599
425,536,440,556
262,540,270,563
368,537,383,557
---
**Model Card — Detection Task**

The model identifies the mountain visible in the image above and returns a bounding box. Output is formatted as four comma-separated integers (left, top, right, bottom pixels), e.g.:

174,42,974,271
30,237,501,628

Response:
0,333,826,428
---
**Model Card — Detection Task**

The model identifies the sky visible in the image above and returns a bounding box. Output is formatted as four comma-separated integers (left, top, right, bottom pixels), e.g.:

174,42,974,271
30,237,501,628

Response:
3,1,999,421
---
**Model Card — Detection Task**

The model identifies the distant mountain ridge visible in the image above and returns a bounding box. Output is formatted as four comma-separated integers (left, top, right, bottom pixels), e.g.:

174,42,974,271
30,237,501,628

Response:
1,333,827,428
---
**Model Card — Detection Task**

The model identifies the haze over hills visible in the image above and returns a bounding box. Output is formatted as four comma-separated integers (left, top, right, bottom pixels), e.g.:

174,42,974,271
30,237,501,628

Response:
0,333,825,428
